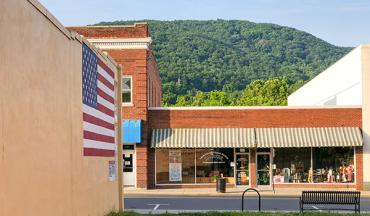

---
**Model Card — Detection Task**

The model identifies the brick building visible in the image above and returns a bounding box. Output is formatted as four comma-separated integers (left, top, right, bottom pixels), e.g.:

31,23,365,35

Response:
69,24,365,191
69,23,161,188
149,107,363,190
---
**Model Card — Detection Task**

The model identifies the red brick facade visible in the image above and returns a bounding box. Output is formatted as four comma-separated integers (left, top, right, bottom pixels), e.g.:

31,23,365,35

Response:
148,107,362,129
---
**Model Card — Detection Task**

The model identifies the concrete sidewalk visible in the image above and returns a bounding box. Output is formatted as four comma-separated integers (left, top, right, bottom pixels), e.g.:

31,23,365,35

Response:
124,187,370,197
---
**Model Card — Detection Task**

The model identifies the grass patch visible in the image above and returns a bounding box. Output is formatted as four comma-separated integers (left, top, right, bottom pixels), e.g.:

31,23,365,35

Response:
106,211,367,216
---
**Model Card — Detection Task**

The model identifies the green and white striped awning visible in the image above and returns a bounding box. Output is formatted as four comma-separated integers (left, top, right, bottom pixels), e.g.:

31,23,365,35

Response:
256,127,363,148
151,128,255,148
151,127,362,148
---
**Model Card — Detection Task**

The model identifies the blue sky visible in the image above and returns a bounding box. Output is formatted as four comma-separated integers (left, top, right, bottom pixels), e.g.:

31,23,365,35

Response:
39,0,370,47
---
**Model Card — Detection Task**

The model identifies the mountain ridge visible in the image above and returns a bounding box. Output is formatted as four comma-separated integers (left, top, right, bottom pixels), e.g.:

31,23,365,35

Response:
96,19,352,105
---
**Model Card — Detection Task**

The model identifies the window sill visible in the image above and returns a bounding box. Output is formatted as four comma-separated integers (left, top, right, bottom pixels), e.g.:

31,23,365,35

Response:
122,103,134,107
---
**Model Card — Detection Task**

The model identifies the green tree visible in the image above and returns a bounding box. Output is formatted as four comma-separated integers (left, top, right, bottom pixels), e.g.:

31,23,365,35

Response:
174,95,192,106
192,91,207,106
202,91,230,106
237,78,288,106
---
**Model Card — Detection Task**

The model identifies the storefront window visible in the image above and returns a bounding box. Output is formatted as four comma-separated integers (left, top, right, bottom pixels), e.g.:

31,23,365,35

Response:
155,149,195,184
156,147,356,185
313,147,354,183
273,148,311,183
273,147,355,184
196,149,234,183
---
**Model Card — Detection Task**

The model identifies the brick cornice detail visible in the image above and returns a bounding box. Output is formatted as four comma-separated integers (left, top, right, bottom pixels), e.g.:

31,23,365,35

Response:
87,38,152,50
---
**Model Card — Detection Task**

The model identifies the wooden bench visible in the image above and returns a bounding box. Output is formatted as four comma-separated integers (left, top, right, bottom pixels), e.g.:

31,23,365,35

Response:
300,191,361,213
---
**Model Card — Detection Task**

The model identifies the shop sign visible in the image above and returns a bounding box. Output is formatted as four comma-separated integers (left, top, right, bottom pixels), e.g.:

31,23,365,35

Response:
108,160,117,181
169,163,182,182
199,151,229,164
169,150,182,182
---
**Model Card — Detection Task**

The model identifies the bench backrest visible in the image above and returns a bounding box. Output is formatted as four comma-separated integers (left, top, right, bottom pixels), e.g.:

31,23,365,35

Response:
302,191,361,204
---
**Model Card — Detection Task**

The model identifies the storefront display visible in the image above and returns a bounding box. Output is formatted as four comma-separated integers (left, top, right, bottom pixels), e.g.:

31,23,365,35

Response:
313,147,355,183
196,149,234,183
273,147,355,184
274,148,310,183
156,149,195,184
156,147,356,186
156,148,234,185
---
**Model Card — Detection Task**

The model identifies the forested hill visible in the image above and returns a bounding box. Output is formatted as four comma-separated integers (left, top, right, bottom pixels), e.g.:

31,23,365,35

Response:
96,20,352,106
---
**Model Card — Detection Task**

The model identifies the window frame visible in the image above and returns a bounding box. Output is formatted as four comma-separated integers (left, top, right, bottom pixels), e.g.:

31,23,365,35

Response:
122,75,133,106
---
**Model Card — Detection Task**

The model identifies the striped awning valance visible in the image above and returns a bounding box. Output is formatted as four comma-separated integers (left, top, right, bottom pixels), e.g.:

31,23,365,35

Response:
256,127,362,148
151,128,255,148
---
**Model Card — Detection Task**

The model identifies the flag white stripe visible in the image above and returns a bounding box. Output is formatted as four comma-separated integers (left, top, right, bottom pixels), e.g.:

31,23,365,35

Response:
83,121,115,137
98,95,115,112
98,95,115,111
83,104,114,124
98,65,114,85
83,139,116,150
97,81,114,97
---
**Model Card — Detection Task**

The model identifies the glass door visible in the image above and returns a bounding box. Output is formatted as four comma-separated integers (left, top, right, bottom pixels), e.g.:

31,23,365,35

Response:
257,153,271,186
235,154,249,186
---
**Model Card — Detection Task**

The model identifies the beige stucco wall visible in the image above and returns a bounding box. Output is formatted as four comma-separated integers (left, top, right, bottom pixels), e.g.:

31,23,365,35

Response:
361,45,370,190
0,0,120,215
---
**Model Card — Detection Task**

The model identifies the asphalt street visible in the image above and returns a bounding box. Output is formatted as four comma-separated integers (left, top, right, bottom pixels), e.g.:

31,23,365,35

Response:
124,195,370,213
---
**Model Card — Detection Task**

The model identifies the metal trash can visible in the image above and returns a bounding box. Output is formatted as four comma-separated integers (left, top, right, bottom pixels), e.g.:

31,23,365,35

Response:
216,178,226,193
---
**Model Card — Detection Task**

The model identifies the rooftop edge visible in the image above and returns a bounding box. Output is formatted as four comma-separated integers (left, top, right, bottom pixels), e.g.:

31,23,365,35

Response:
148,105,362,111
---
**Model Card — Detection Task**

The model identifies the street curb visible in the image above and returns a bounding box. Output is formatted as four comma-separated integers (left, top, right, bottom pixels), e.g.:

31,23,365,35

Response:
125,209,370,214
124,192,370,198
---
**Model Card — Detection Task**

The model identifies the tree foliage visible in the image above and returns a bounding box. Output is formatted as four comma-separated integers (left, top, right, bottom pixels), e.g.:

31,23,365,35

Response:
171,78,295,106
96,20,351,106
236,78,288,106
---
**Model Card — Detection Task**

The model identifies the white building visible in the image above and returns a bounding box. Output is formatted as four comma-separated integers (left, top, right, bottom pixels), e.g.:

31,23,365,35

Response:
288,46,362,106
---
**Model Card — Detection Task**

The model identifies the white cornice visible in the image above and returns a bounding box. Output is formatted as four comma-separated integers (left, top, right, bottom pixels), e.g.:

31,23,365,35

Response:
87,38,152,50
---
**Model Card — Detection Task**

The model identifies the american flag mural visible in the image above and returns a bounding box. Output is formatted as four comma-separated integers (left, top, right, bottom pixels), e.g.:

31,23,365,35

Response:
82,43,116,157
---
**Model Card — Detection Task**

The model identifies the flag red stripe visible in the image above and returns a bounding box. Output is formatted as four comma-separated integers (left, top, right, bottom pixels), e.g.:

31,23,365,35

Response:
84,131,115,143
97,103,114,117
98,74,114,91
84,148,115,157
97,88,115,104
83,113,115,130
98,59,114,78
